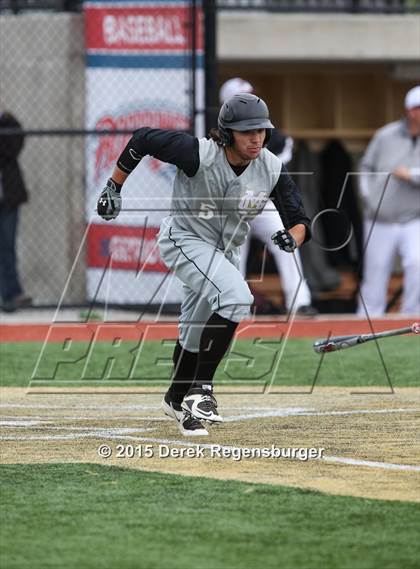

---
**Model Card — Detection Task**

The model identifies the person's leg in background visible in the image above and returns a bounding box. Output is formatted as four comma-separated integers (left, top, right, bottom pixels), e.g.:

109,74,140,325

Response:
399,218,420,315
0,204,22,312
358,220,399,317
250,208,316,315
268,240,312,314
240,227,286,315
239,228,251,276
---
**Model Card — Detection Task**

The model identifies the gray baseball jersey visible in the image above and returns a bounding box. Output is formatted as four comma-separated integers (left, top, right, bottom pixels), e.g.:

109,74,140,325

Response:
116,127,311,351
359,119,420,223
170,137,283,251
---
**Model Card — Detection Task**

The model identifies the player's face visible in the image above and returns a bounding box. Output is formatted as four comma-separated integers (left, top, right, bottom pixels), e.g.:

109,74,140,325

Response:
230,129,266,163
407,107,420,134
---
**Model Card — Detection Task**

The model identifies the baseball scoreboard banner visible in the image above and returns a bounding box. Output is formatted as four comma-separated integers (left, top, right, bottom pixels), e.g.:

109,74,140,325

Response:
84,0,203,305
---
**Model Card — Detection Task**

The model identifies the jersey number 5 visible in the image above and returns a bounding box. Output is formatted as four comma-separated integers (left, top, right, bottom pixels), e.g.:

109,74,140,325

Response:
198,202,216,219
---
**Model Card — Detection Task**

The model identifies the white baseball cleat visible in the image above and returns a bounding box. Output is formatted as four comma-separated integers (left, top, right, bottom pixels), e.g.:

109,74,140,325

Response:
178,411,209,437
181,386,223,424
162,394,183,422
162,393,208,436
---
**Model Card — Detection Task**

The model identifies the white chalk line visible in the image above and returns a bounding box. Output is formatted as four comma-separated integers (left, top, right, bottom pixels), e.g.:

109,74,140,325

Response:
2,403,419,416
88,433,420,473
0,426,156,441
304,408,420,417
105,436,420,471
223,409,310,421
0,420,44,427
224,408,419,422
323,455,420,472
0,403,160,410
1,424,419,472
1,403,311,411
0,415,172,422
1,425,156,433
2,406,420,472
1,407,420,426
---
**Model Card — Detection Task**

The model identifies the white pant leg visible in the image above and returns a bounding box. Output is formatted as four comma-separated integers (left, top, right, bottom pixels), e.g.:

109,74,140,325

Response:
358,220,399,316
239,232,251,277
248,208,312,310
399,218,420,315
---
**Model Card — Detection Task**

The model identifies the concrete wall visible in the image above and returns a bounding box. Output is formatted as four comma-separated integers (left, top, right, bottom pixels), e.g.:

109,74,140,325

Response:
219,13,420,61
0,13,86,304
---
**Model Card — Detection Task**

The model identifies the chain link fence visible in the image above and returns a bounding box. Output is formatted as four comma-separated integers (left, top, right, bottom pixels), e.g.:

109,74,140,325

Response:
0,4,199,309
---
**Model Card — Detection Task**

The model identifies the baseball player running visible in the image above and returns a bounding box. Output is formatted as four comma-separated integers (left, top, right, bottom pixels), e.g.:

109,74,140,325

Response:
97,93,311,436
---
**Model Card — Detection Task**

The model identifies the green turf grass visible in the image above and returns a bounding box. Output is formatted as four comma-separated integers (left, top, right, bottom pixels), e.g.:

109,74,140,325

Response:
0,463,419,569
0,337,419,388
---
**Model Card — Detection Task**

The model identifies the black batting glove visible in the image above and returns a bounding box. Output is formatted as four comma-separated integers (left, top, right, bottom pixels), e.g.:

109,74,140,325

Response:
97,179,122,221
271,229,297,253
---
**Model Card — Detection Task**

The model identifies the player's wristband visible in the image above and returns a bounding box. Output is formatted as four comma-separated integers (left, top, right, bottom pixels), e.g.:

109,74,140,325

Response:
109,178,122,193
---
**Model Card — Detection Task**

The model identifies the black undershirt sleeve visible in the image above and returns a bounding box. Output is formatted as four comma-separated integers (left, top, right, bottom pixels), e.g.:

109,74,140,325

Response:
116,127,200,178
270,164,311,242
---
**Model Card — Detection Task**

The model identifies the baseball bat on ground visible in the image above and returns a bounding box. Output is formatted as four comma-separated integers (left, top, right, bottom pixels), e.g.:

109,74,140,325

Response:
313,322,420,354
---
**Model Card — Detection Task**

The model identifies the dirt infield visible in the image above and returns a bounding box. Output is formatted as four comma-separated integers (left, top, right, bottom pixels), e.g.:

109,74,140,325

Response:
0,317,416,342
1,386,419,502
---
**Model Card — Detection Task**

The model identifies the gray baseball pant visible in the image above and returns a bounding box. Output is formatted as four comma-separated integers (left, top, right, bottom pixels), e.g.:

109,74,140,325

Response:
158,222,253,353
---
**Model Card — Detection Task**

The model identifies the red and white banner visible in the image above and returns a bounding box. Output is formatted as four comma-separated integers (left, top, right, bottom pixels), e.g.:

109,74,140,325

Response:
85,5,203,52
84,0,204,305
87,225,167,272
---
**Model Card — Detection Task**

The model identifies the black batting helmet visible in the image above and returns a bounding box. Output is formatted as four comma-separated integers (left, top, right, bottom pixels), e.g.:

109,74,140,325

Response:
218,93,274,146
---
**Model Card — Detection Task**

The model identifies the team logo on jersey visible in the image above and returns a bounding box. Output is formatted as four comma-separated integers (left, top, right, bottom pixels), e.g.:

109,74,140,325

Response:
238,190,268,219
